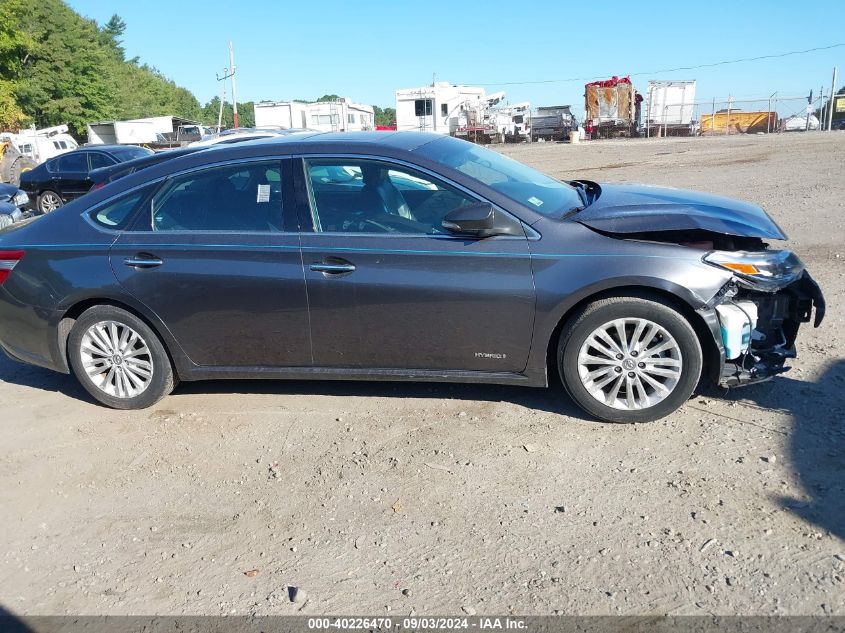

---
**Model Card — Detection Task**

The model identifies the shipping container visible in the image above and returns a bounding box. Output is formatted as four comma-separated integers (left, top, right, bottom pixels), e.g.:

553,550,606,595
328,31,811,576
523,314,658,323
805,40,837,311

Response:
699,111,776,135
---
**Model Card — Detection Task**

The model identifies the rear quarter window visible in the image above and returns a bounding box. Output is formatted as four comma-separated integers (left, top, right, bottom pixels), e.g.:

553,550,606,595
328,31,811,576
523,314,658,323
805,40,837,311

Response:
89,187,151,230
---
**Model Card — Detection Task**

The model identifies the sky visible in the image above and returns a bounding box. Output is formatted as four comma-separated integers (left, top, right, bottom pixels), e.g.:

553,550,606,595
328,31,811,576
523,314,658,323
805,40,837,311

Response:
68,0,844,120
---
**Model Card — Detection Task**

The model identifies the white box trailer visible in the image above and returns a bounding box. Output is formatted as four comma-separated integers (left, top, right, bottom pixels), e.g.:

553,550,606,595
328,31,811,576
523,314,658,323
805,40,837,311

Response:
86,116,205,146
395,82,487,134
645,80,696,136
254,101,310,129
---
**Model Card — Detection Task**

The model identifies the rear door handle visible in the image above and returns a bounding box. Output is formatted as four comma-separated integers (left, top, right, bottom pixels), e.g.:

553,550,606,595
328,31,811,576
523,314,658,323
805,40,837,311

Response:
310,260,355,274
124,255,163,269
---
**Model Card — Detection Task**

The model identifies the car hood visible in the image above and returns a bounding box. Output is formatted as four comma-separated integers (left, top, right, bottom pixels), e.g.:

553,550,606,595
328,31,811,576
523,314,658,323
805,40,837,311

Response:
0,183,18,201
574,183,787,240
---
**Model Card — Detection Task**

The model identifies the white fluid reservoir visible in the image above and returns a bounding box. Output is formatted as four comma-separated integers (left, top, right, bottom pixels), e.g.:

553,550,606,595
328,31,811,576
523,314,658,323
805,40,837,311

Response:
715,301,759,360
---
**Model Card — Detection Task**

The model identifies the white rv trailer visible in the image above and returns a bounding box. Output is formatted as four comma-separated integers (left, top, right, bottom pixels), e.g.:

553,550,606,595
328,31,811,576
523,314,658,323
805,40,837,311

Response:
645,80,697,136
395,82,487,134
254,98,374,133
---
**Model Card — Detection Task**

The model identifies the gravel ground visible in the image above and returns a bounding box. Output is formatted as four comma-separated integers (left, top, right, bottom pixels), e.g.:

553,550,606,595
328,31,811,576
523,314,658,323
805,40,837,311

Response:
0,132,843,616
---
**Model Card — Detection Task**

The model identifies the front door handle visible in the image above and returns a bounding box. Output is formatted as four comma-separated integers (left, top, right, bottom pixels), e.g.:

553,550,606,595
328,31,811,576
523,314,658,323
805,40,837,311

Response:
124,254,163,269
310,260,356,274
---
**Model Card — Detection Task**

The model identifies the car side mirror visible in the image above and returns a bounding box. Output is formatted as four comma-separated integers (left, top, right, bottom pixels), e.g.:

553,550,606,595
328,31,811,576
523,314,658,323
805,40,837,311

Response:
442,203,519,238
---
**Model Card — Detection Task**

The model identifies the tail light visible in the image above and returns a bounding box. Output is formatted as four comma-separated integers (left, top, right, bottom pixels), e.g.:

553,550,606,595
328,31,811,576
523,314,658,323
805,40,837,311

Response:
0,250,25,285
91,182,105,191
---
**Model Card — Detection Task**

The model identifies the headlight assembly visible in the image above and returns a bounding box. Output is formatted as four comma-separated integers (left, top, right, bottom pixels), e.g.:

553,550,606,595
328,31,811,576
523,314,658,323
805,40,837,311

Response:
703,249,804,291
12,191,28,207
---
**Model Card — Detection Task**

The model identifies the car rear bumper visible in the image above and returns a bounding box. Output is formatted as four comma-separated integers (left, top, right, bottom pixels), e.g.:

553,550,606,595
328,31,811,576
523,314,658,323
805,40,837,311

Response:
0,287,68,374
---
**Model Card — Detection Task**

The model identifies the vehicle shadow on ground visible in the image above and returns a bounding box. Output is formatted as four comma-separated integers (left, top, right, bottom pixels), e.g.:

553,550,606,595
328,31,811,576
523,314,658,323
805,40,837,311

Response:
174,375,591,419
0,605,34,633
0,352,89,401
0,349,589,418
713,360,845,541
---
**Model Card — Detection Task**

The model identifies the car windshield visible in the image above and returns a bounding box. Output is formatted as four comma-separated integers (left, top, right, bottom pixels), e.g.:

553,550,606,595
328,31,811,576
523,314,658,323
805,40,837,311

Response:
111,146,154,162
418,136,583,218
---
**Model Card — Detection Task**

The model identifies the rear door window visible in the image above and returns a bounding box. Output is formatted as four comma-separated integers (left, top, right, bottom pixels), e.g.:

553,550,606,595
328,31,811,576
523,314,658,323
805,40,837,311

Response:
151,161,284,232
89,153,116,170
58,152,88,172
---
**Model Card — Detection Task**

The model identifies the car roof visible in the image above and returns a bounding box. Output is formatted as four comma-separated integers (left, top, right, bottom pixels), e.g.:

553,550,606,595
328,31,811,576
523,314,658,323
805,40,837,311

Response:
85,132,452,204
89,146,207,177
79,144,143,152
244,130,445,151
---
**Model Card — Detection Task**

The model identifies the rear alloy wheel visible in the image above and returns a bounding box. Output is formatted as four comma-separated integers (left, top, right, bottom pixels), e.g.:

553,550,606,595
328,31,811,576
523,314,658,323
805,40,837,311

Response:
37,190,63,214
68,305,175,409
558,296,702,423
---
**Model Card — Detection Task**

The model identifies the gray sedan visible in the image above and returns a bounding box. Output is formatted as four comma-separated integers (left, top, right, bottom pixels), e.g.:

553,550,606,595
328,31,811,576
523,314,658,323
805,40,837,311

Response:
0,132,824,422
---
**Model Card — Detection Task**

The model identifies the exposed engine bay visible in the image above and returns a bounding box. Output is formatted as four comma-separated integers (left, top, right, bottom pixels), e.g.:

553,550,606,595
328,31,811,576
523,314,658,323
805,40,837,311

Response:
712,272,824,387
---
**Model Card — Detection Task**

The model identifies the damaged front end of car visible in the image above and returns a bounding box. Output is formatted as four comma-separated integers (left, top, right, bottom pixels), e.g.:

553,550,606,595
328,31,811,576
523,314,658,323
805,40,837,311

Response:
702,248,825,387
573,183,826,389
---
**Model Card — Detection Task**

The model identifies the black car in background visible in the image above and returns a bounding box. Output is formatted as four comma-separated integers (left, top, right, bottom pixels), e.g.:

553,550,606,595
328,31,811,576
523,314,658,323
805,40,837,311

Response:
89,146,209,191
19,145,153,213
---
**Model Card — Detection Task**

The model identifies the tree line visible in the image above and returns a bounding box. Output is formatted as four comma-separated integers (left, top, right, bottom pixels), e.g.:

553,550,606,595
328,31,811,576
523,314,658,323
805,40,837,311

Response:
0,0,395,137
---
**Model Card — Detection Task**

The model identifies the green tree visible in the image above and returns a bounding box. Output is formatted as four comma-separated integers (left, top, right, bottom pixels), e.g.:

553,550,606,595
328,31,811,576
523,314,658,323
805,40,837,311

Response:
0,80,29,130
99,14,127,60
201,97,255,129
1,0,202,136
373,105,396,126
11,0,117,135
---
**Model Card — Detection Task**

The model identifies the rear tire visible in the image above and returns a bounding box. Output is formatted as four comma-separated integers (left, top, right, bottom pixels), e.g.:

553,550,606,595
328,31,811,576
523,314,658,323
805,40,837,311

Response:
37,190,63,214
558,295,702,423
68,305,175,410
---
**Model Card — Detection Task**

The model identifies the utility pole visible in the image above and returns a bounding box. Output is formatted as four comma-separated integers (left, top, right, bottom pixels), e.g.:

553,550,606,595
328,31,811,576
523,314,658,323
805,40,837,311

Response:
828,67,838,131
215,65,234,133
818,86,824,132
229,41,239,129
805,89,813,131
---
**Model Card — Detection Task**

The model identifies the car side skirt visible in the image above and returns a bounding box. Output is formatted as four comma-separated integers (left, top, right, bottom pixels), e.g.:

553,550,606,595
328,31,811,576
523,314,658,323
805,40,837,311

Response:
180,365,547,387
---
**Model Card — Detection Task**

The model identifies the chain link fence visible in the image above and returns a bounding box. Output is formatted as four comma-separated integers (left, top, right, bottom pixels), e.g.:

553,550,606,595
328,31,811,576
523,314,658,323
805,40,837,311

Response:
642,93,829,138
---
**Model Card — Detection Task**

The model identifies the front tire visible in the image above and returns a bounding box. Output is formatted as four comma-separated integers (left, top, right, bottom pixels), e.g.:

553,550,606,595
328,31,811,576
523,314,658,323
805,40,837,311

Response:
68,305,175,409
558,295,702,423
37,190,63,214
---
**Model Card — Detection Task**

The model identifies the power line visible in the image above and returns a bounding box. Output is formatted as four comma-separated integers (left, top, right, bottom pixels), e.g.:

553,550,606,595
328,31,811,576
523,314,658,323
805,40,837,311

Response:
469,43,845,86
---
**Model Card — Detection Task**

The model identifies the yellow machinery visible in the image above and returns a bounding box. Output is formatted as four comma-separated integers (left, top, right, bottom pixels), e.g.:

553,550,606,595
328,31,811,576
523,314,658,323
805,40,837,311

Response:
0,139,37,186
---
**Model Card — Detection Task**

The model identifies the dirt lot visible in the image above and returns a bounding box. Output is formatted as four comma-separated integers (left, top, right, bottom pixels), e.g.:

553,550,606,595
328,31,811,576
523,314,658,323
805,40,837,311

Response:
1,133,843,616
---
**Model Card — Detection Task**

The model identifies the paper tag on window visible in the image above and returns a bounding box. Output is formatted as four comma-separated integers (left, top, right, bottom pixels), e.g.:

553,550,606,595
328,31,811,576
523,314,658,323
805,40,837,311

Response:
256,184,270,203
527,196,544,207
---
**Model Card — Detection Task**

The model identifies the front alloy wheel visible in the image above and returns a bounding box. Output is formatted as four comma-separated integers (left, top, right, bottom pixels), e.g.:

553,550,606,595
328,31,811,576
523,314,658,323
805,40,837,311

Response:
577,317,683,410
559,295,702,423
